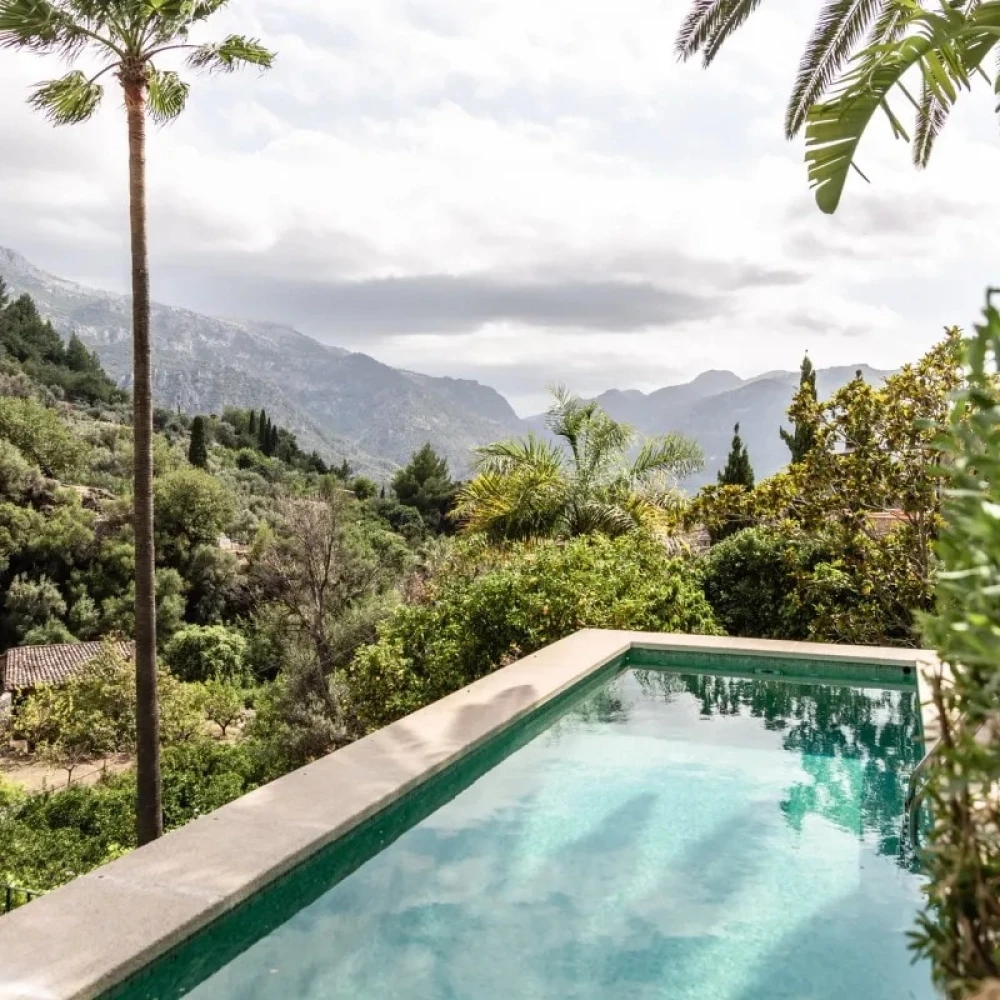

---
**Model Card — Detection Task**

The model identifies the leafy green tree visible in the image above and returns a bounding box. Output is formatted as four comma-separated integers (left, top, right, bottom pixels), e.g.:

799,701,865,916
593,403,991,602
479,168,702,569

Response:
676,1,1000,212
154,468,234,564
0,0,274,845
392,443,458,534
100,567,188,646
780,354,818,464
3,573,67,642
701,527,826,640
0,440,40,501
349,533,719,732
350,476,378,500
254,494,404,735
718,423,754,488
455,387,703,541
164,624,247,682
21,618,77,645
202,678,245,737
187,415,208,469
0,396,84,478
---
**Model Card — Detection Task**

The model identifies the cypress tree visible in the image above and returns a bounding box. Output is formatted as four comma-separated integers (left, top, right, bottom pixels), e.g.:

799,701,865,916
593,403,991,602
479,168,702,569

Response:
269,423,279,456
257,409,269,452
188,415,209,468
248,409,256,435
718,423,754,488
781,354,818,464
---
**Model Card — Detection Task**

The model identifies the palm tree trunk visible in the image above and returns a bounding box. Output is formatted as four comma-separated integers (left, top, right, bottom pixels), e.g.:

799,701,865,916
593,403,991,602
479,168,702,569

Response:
125,80,163,845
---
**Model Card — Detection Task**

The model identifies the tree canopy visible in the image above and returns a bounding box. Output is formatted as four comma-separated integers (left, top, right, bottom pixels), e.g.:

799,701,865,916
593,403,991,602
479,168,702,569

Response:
391,443,457,534
718,423,754,489
454,387,703,541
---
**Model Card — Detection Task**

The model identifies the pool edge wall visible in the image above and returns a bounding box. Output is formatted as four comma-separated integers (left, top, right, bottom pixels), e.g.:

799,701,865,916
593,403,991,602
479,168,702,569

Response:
0,631,941,1000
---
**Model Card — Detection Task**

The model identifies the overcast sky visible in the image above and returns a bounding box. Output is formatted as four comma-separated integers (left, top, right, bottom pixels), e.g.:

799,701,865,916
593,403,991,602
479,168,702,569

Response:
2,0,999,414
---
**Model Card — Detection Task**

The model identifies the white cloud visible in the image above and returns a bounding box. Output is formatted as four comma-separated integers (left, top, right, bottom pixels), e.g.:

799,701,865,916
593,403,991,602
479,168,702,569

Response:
1,0,998,414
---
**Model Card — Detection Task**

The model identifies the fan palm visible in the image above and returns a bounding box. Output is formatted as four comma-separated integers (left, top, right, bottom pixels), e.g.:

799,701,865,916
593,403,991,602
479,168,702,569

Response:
0,0,273,844
676,0,1000,213
454,387,704,542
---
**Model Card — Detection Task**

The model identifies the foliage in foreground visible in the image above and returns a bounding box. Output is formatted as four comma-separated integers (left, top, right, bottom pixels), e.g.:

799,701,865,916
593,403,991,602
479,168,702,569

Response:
676,1,1000,213
347,533,720,732
912,294,1000,999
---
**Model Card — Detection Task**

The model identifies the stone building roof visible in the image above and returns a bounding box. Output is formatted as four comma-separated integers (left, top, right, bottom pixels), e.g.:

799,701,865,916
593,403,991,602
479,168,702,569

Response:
1,641,134,692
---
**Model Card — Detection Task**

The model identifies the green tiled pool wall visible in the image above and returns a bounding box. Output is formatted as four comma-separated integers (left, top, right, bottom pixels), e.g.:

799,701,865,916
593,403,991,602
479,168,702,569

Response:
628,646,920,690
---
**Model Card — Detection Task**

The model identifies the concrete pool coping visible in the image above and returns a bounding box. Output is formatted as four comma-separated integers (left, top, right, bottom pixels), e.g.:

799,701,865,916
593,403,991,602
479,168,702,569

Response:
0,630,941,1000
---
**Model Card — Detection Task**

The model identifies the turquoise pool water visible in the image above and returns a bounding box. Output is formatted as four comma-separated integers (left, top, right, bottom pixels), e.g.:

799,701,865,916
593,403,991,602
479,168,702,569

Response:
116,658,931,999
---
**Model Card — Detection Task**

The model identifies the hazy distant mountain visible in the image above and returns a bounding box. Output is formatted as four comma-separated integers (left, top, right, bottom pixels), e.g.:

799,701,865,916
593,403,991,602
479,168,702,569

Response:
1,246,891,487
0,248,524,478
528,364,892,487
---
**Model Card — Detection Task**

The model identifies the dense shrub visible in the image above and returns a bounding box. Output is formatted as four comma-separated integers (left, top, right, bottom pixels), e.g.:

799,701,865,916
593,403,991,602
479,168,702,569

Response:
700,525,925,647
164,624,248,682
700,527,813,640
0,396,85,479
346,533,719,732
0,740,259,893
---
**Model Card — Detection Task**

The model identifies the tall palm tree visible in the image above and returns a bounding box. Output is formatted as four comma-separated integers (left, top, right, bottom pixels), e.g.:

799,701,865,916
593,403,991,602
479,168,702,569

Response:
676,1,1000,212
454,387,704,542
0,0,273,844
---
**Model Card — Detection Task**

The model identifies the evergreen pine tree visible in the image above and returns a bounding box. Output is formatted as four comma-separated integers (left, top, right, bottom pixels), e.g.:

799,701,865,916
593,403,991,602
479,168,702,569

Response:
65,333,98,373
781,354,818,464
248,409,256,436
188,416,209,469
718,423,755,488
392,443,459,534
269,424,279,456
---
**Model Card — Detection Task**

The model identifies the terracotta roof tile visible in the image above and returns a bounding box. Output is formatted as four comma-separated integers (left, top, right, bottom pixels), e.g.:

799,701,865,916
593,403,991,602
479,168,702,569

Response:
1,641,134,692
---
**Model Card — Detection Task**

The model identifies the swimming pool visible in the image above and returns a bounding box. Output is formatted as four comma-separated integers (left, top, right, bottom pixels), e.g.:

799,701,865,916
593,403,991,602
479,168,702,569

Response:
110,649,931,1000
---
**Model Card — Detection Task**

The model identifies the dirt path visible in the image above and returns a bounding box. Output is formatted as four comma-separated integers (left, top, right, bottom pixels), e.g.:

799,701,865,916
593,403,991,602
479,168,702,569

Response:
0,753,133,793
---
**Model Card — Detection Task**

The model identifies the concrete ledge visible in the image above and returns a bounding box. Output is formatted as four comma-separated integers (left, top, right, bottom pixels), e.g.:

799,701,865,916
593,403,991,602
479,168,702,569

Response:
0,631,934,1000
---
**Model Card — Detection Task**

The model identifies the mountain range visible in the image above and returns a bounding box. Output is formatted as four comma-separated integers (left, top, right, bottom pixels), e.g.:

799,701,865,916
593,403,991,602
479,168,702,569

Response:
0,246,890,484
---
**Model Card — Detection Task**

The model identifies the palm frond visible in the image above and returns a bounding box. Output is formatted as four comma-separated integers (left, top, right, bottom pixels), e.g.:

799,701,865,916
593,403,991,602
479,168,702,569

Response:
913,77,949,167
803,4,999,213
630,434,705,482
189,0,229,22
0,0,97,57
454,467,567,541
546,385,602,462
187,33,274,72
866,1,910,46
676,0,766,64
567,497,641,538
580,410,634,480
146,66,189,123
785,0,882,138
473,434,565,477
29,69,103,124
700,0,767,65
